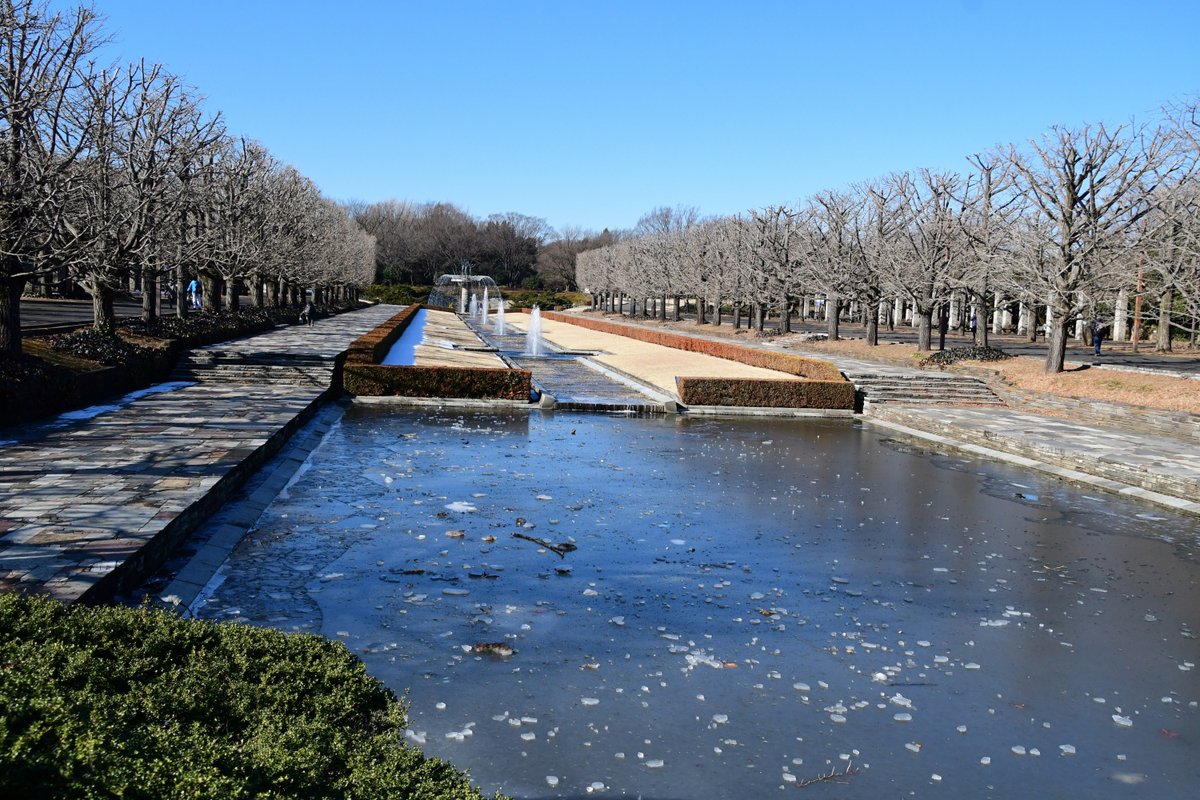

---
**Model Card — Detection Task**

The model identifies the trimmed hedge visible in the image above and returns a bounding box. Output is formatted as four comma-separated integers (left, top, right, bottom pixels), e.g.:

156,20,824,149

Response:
0,593,495,800
677,376,856,409
341,305,532,401
542,311,854,409
344,364,532,400
543,311,845,381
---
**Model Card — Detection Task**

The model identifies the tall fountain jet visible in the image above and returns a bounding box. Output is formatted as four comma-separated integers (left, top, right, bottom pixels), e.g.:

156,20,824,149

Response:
524,305,544,357
493,300,506,336
468,294,478,318
481,288,489,324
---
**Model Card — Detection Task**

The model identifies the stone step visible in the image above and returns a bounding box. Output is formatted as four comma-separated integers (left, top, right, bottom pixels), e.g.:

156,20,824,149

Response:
172,364,332,386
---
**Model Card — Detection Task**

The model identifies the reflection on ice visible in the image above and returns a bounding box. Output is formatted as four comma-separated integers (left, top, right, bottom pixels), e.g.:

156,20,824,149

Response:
195,408,1200,799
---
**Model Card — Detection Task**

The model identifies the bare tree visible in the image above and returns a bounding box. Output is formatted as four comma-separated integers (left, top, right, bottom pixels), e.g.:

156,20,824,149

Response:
1009,122,1181,372
0,0,101,353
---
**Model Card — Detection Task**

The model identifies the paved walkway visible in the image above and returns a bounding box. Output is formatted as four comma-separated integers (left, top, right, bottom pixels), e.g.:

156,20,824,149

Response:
0,305,398,603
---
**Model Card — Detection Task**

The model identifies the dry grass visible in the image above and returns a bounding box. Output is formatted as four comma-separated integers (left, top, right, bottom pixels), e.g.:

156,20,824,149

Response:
980,356,1200,413
574,312,1200,415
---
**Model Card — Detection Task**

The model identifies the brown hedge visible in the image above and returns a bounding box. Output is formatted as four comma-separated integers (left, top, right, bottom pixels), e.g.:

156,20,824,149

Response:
343,304,423,366
341,305,531,400
676,377,855,409
343,364,531,400
541,311,845,381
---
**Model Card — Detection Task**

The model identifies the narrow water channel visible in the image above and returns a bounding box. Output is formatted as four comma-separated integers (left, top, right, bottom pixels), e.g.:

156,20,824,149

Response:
195,407,1200,799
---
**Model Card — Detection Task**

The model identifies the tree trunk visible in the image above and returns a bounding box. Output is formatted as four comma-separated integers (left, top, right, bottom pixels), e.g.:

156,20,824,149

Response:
754,302,764,332
224,278,238,312
203,274,220,313
673,295,681,321
826,297,840,341
1045,318,1070,373
141,266,158,324
1156,288,1173,352
780,292,791,333
916,307,933,351
253,275,265,308
91,285,116,332
0,273,28,356
176,271,189,319
866,300,879,346
937,304,949,351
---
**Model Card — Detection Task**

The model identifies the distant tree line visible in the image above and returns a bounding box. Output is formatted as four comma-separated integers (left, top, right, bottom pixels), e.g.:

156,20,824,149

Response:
577,109,1200,374
1,0,375,357
346,199,620,290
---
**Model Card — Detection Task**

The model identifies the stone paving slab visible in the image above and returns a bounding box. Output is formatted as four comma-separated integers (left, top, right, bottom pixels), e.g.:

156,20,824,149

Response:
0,304,399,603
868,405,1200,515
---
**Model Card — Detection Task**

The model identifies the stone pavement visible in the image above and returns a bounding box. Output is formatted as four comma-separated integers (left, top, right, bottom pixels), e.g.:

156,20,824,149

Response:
0,304,398,603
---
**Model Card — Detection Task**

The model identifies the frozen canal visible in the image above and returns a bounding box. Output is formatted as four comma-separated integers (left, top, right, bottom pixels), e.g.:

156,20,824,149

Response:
194,407,1200,798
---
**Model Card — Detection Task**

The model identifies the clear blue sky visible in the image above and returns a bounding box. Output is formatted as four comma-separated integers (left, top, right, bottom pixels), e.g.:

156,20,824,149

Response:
91,0,1200,234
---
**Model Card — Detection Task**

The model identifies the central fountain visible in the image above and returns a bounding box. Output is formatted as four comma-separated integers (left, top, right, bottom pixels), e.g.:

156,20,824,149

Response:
427,262,501,315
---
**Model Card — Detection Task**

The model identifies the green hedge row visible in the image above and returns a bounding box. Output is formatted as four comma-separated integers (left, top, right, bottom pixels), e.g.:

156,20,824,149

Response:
0,593,494,800
543,311,847,381
676,376,856,409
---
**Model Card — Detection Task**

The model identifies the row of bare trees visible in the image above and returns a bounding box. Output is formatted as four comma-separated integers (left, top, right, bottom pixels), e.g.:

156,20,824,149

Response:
578,112,1200,373
1,0,374,356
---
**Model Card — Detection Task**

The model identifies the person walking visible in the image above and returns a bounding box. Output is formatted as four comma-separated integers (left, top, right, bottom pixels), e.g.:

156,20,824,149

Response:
1091,318,1105,355
301,300,316,327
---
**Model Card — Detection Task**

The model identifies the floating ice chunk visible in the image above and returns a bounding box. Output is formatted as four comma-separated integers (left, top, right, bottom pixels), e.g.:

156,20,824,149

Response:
890,694,913,709
1029,748,1041,756
521,732,536,741
609,616,625,626
587,781,605,793
905,742,921,753
435,702,446,710
894,713,913,722
934,656,949,664
1059,744,1076,756
582,588,599,597
980,756,991,765
443,589,469,596
645,759,664,768
782,773,797,783
956,725,967,734
444,501,476,512
1011,746,1026,756
670,539,686,545
1112,715,1133,727
545,776,559,788
964,662,981,670
917,640,931,647
829,714,847,724
581,697,600,707
931,774,942,782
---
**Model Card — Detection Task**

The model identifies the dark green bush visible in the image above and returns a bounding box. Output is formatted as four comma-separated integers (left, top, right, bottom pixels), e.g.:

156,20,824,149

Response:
920,345,1014,367
363,284,432,306
48,328,155,367
0,594,495,800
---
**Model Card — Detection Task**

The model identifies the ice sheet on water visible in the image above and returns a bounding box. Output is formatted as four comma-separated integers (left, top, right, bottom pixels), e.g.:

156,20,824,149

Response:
444,501,477,512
